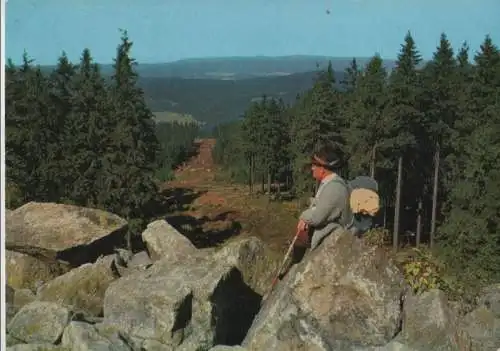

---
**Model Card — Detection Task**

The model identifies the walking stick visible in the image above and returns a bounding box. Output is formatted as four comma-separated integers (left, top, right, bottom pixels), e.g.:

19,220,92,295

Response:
262,229,301,303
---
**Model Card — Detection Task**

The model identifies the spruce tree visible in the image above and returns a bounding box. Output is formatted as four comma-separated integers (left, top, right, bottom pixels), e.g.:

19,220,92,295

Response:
105,30,161,248
45,52,77,200
386,31,423,248
65,48,111,206
420,33,457,245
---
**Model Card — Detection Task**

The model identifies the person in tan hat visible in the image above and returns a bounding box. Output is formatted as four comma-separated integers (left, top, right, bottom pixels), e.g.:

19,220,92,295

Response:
287,143,353,271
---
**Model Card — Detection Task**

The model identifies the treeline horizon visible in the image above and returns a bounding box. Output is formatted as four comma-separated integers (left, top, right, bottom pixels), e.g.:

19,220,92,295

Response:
5,30,200,249
212,31,500,288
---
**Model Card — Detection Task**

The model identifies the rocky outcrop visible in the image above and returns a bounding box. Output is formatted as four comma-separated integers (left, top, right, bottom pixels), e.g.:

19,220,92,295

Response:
36,255,117,316
457,284,500,351
7,302,71,344
142,219,198,262
5,204,500,351
6,250,70,291
6,202,128,266
102,235,265,349
213,236,280,295
242,228,406,351
396,289,460,350
61,321,131,351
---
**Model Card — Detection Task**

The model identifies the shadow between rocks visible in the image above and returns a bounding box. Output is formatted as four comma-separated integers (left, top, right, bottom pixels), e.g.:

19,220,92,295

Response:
164,211,242,249
210,267,262,346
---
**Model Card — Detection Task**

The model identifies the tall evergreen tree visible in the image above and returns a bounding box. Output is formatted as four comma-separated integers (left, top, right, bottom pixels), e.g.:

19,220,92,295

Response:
44,52,77,200
64,48,111,206
103,30,161,248
386,31,423,247
420,33,458,245
290,68,344,197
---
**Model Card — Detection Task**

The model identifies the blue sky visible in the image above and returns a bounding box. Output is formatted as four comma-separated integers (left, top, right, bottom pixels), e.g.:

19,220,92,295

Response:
6,0,500,65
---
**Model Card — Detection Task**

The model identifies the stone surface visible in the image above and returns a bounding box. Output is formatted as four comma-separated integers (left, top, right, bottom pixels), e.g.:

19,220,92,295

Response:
6,250,68,291
6,344,69,351
399,289,458,350
7,301,70,344
243,228,406,351
213,236,280,296
104,254,261,349
141,219,197,262
37,255,117,316
6,201,128,265
61,321,131,351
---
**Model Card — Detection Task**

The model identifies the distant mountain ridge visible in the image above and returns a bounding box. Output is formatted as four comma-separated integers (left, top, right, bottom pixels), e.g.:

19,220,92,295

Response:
33,55,399,129
38,55,398,80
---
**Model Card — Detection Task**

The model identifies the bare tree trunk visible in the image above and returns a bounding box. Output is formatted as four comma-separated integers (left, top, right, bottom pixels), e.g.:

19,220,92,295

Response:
416,198,423,246
249,155,255,194
393,155,403,250
277,173,281,197
430,143,440,248
383,202,387,228
370,144,377,178
267,170,272,198
261,174,265,193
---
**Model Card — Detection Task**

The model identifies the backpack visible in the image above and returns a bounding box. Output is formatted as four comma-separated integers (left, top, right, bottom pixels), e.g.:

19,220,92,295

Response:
333,175,380,236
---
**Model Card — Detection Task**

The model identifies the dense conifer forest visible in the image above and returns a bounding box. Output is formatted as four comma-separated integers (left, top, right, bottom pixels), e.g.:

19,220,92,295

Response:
5,30,199,247
213,31,500,292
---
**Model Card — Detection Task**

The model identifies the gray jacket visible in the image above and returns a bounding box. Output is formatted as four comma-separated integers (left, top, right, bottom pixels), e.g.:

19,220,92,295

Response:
299,174,353,249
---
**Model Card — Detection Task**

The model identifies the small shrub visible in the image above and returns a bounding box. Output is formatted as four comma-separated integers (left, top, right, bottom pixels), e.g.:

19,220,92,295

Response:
398,247,444,294
363,227,390,247
5,181,23,209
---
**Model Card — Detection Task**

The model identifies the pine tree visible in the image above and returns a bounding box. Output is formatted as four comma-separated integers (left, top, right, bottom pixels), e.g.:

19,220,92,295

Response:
5,56,31,206
386,31,423,248
45,52,77,200
342,57,361,93
345,54,389,177
64,48,111,206
290,67,345,198
420,33,457,245
241,98,267,193
103,30,161,248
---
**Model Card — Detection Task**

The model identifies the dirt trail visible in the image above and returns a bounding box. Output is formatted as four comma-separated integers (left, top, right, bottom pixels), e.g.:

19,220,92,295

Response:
162,139,298,252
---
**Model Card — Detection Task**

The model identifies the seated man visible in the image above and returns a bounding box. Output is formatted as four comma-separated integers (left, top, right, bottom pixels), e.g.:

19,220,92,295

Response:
290,143,353,267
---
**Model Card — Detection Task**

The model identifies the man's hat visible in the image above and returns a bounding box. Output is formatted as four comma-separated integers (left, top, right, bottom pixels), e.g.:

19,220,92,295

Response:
310,155,340,170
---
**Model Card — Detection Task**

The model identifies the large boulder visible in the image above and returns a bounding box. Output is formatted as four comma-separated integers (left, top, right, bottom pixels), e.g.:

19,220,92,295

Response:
141,219,197,262
397,289,459,350
36,255,118,316
242,228,406,351
61,321,131,351
103,224,266,350
213,236,281,296
6,202,128,266
7,301,71,344
458,284,500,351
6,250,69,291
103,257,261,350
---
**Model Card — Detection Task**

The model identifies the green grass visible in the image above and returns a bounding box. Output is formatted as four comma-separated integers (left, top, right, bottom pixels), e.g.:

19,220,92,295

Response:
153,111,205,126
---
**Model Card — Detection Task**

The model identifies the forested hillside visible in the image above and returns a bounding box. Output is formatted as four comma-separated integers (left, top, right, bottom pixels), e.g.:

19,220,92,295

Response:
138,71,321,128
39,55,397,79
213,32,500,292
5,30,199,247
39,57,396,129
